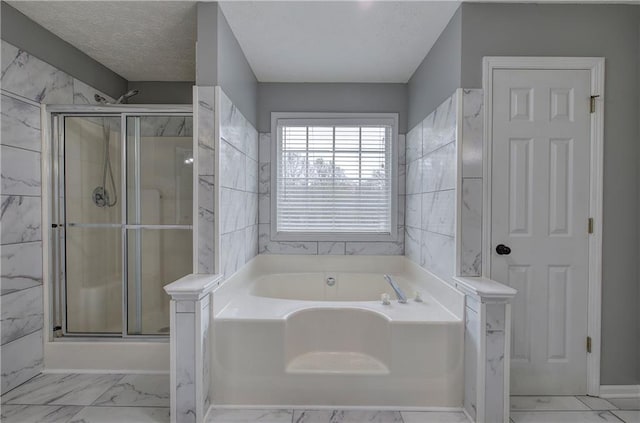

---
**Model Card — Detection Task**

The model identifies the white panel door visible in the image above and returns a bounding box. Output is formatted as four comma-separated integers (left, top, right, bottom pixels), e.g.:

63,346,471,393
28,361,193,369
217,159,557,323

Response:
490,69,591,395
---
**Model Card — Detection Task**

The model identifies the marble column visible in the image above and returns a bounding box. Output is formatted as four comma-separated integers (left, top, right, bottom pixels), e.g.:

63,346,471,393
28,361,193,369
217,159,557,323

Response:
165,273,222,423
455,276,516,423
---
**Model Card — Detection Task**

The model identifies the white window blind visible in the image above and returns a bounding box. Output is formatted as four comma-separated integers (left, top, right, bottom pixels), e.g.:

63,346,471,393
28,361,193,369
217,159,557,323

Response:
275,118,394,236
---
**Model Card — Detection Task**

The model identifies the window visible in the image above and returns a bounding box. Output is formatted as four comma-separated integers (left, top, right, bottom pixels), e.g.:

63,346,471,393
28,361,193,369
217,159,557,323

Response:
271,113,398,241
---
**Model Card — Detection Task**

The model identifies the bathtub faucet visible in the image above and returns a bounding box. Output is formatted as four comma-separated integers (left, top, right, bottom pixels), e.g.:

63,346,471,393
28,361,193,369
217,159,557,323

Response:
384,275,407,304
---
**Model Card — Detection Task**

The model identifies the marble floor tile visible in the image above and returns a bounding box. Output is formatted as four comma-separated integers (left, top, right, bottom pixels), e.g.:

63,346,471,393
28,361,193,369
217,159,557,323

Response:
68,406,169,423
401,411,469,422
208,409,293,422
510,396,590,411
609,398,640,410
510,411,622,422
576,395,618,410
2,373,123,406
0,404,82,423
292,410,402,423
92,374,169,407
612,409,640,422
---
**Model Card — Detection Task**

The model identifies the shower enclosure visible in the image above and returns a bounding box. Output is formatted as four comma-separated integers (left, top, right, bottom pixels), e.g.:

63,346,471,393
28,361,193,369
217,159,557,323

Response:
49,106,193,337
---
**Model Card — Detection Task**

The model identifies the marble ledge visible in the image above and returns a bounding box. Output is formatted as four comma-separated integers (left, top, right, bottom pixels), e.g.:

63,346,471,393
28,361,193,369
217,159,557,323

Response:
453,276,516,303
164,274,223,301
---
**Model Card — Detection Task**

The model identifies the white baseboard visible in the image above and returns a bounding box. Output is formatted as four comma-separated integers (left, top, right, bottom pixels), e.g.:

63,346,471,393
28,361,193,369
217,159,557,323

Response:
599,385,640,398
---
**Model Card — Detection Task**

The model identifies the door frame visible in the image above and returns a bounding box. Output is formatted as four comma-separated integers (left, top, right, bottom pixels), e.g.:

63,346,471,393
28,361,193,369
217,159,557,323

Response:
482,56,605,396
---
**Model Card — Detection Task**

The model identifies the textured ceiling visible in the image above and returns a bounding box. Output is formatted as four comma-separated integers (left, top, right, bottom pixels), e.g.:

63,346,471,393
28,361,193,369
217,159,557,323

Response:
219,1,460,83
8,1,197,81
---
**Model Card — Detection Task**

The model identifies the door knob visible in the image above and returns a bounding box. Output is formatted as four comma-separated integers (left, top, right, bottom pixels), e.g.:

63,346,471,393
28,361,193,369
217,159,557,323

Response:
496,244,511,255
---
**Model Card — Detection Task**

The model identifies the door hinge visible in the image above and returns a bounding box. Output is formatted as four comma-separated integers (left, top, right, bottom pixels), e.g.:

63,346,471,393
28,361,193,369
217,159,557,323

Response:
590,95,600,113
588,218,594,234
586,336,592,353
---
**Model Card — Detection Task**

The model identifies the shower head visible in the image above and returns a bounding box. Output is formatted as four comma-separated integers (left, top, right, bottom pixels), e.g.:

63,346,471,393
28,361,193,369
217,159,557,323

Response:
115,89,140,104
94,94,108,104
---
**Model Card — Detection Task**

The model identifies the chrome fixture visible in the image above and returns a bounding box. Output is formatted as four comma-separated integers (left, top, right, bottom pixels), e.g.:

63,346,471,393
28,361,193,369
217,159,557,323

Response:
94,89,140,105
326,276,336,286
384,274,407,304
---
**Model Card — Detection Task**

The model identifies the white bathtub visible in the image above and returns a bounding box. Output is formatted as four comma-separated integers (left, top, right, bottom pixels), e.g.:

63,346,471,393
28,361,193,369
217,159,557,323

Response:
211,255,464,408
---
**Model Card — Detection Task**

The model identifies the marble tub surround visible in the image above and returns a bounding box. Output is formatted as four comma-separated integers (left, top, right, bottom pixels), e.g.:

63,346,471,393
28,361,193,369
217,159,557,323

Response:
217,88,259,279
257,133,406,256
458,89,483,277
195,86,216,273
404,92,457,282
0,39,124,394
165,273,223,423
455,276,516,423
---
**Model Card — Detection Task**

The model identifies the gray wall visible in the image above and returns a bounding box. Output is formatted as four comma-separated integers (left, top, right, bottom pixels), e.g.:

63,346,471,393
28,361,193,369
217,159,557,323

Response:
257,83,408,133
407,7,461,129
460,3,640,386
216,8,258,126
127,81,193,104
0,2,127,99
195,3,258,126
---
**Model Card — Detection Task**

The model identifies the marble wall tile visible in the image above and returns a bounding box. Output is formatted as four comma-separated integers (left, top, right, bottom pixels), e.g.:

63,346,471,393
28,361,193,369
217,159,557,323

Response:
420,231,455,281
72,79,114,105
421,142,456,193
258,162,271,195
246,157,258,194
406,159,422,195
424,94,456,155
460,178,482,276
464,305,480,420
219,90,245,154
405,227,421,264
140,116,192,138
1,94,41,152
485,328,506,423
219,188,245,235
461,89,483,178
406,122,422,163
1,195,42,244
201,298,211,414
1,145,41,196
245,123,259,162
346,237,404,255
318,241,346,255
1,241,42,295
198,176,215,274
220,230,245,278
220,140,245,190
198,145,215,177
245,224,259,262
398,163,406,196
405,193,422,229
397,134,406,165
175,312,196,423
0,329,43,394
422,190,456,236
397,194,405,227
1,285,43,345
258,194,270,224
246,192,258,227
259,232,318,255
1,41,73,104
197,87,215,149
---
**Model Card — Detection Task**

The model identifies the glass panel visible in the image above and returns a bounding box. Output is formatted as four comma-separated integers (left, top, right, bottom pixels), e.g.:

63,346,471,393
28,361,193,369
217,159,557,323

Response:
127,229,192,335
127,116,193,225
66,227,122,334
64,116,121,224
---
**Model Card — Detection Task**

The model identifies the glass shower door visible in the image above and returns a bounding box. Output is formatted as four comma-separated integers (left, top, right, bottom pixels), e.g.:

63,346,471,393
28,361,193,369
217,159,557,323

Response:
125,116,193,335
59,113,193,337
63,116,123,334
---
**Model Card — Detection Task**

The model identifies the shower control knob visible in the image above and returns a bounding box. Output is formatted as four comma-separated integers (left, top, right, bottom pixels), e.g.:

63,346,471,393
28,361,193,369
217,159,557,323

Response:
326,277,336,287
496,244,511,255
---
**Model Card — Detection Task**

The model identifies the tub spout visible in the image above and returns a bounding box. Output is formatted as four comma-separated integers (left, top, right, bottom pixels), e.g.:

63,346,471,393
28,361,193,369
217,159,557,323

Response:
384,274,407,304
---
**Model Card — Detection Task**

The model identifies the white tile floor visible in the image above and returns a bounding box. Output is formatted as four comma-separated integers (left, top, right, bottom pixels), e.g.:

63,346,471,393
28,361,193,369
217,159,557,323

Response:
1,373,639,422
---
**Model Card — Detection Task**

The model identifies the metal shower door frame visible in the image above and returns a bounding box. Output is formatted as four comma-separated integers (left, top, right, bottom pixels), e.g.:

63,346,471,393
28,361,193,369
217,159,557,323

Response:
49,105,192,340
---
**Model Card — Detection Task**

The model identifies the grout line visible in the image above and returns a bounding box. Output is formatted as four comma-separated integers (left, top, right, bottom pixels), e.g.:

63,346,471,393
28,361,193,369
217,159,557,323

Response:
0,143,42,155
